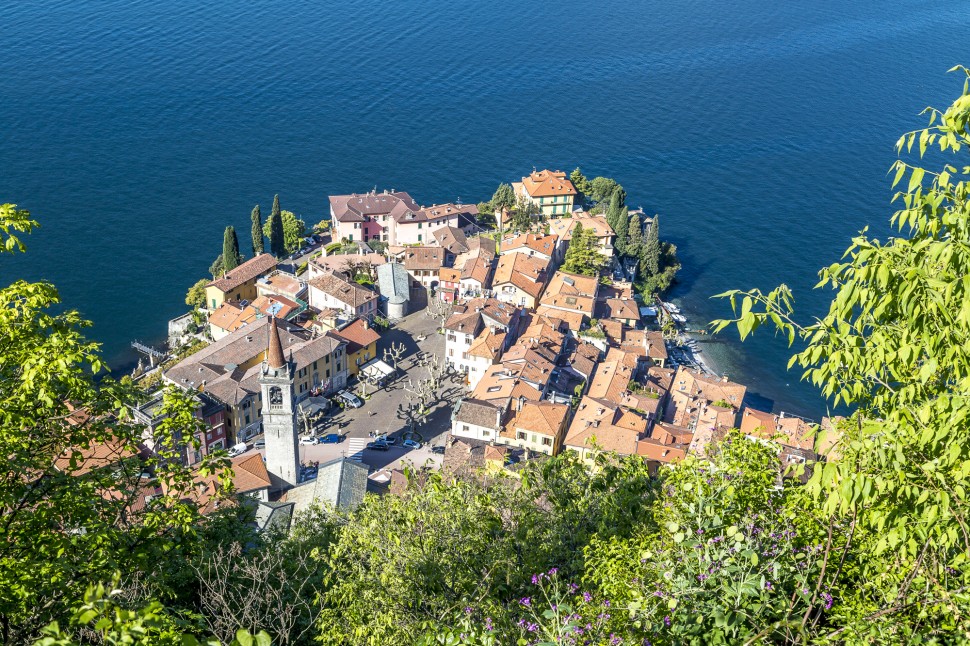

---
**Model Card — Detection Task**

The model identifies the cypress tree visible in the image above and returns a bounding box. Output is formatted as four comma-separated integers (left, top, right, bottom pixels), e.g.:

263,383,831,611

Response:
626,211,643,259
250,204,263,255
268,194,285,257
222,226,241,271
605,191,623,231
613,206,629,256
641,216,661,277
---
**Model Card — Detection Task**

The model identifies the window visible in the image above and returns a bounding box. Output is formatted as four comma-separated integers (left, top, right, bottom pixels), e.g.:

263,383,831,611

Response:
211,298,217,309
541,437,552,447
463,425,469,432
483,430,491,437
418,222,423,229
517,431,527,440
244,414,250,425
418,234,422,242
326,369,330,378
348,234,353,241
487,386,502,393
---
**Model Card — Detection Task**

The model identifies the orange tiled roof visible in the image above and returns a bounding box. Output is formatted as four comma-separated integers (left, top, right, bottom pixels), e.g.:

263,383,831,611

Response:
502,401,569,439
520,169,577,198
564,396,647,455
208,254,278,293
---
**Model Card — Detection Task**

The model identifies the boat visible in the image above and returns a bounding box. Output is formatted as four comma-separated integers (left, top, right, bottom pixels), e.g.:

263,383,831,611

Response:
671,313,688,324
662,302,681,314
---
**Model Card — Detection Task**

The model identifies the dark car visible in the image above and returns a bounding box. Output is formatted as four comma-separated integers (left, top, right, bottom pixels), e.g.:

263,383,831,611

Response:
320,433,342,444
365,441,389,451
431,445,445,455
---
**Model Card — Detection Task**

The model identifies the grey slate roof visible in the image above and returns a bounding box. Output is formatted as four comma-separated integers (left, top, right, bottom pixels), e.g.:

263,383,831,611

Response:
453,398,504,431
286,458,369,514
376,263,410,305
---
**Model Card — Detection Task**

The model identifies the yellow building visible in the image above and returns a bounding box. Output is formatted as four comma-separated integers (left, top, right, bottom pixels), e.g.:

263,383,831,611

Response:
205,254,278,311
513,169,578,217
327,318,380,376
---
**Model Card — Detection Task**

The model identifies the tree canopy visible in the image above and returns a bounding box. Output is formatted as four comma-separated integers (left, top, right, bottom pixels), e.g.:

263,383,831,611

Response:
267,194,285,256
250,205,263,255
222,226,241,271
263,207,305,255
561,223,606,277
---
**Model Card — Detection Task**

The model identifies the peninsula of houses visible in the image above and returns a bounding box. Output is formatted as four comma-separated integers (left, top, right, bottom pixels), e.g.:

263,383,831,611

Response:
118,168,838,523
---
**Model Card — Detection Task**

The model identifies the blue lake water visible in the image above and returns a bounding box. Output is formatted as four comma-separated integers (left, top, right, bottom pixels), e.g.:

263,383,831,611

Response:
2,0,968,418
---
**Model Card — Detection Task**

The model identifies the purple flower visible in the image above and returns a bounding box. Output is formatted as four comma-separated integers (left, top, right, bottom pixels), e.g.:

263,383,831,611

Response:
520,597,532,607
664,615,672,627
548,567,558,576
822,592,833,610
697,574,709,581
764,581,773,590
485,617,493,631
464,606,473,614
603,600,611,607
583,591,592,602
526,622,538,633
532,574,540,584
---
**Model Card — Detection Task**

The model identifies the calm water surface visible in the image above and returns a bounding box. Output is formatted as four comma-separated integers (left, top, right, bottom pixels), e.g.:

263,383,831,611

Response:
2,0,969,417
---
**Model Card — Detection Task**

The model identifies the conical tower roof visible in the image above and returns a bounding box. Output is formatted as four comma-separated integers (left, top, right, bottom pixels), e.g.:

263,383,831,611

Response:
267,316,286,369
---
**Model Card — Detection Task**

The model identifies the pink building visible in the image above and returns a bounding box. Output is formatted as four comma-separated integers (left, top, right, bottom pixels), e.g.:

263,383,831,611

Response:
329,190,466,246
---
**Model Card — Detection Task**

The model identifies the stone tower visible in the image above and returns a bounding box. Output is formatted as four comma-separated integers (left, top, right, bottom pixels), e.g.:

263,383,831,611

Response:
259,316,299,490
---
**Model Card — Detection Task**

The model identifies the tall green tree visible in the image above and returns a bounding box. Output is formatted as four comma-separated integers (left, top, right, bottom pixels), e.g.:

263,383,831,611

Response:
604,190,624,231
570,167,592,196
250,204,263,255
640,216,660,277
222,226,241,271
712,69,970,641
562,223,606,277
264,209,306,255
491,183,516,213
589,176,624,204
613,205,629,256
625,211,643,259
268,194,285,257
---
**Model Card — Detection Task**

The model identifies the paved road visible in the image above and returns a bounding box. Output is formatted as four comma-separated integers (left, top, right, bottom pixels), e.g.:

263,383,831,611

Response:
243,306,460,475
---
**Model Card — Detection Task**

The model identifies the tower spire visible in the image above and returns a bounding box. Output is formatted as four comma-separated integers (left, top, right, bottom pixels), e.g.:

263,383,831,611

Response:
267,316,286,369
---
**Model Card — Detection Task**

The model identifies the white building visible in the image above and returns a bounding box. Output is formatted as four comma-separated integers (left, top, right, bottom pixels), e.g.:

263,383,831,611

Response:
450,398,506,443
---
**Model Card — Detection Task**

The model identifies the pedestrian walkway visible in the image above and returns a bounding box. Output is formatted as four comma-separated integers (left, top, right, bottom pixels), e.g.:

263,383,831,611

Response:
346,437,367,463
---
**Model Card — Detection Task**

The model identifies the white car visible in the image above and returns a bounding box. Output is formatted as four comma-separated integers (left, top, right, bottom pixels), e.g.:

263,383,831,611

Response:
226,442,248,457
336,390,363,408
299,436,317,445
403,439,422,450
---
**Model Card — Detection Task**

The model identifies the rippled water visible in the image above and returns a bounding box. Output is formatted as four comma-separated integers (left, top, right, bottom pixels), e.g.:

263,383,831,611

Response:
2,0,968,417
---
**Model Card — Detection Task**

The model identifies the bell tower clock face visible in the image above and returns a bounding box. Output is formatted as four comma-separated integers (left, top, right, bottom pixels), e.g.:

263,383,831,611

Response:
269,386,283,406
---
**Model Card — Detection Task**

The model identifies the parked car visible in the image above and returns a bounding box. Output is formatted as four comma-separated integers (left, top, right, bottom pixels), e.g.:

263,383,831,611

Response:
365,441,389,451
227,442,248,457
336,390,363,408
373,433,396,445
431,445,445,455
403,439,422,450
299,436,317,445
253,438,266,449
320,433,342,444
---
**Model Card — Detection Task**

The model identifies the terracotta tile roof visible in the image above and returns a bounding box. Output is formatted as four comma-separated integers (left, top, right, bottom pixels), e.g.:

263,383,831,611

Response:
604,298,640,322
564,341,600,381
403,246,444,271
472,365,543,403
484,444,509,462
520,169,577,198
460,254,492,285
405,202,467,224
587,348,636,405
209,301,250,333
440,268,461,283
501,233,558,257
54,437,137,475
208,254,278,293
328,318,380,355
493,253,549,298
502,401,569,439
564,396,647,455
467,328,506,359
330,191,420,223
257,271,304,299
164,452,272,514
308,272,378,309
501,346,556,386
539,271,598,321
739,408,816,451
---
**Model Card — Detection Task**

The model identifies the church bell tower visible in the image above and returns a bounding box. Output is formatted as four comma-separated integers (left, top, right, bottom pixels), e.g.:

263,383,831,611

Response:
259,316,299,490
